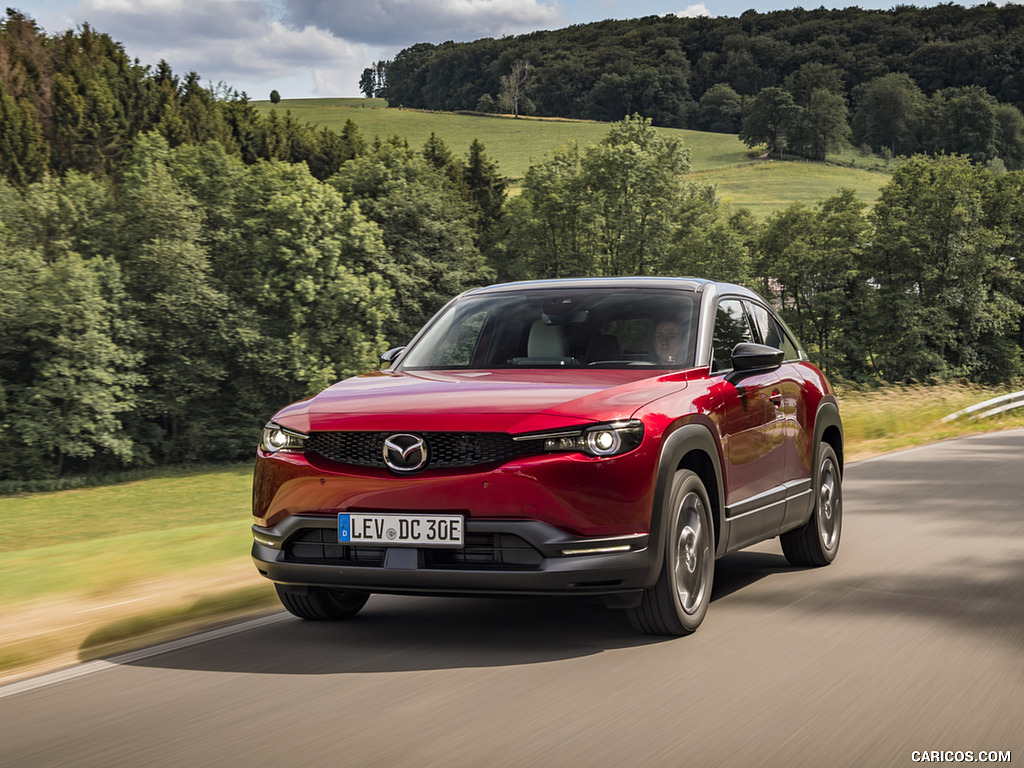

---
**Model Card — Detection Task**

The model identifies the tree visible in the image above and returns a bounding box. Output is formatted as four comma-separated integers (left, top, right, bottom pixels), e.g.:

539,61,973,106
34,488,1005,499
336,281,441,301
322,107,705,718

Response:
422,132,461,184
462,138,507,251
784,62,845,106
0,237,138,478
359,68,375,98
754,190,873,379
498,59,534,118
505,142,596,280
359,61,389,98
792,89,851,161
581,115,691,275
925,86,1001,165
116,133,231,461
868,156,1020,382
508,115,692,279
584,72,635,123
0,84,49,186
475,94,498,113
331,138,492,344
993,103,1024,170
666,183,752,285
697,83,743,133
852,73,925,156
373,60,389,98
740,87,799,157
270,89,281,104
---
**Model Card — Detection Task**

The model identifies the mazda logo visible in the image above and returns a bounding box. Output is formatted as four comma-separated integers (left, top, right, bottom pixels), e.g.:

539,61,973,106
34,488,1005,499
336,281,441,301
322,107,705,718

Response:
383,433,428,473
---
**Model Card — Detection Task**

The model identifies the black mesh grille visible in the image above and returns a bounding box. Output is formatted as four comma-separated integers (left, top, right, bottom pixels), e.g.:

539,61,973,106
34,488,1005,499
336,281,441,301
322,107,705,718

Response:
423,532,543,570
306,431,537,470
283,528,542,570
284,528,386,566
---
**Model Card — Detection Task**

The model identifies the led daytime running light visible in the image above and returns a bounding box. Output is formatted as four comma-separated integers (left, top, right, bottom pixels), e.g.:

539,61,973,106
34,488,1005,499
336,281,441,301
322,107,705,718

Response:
526,420,644,458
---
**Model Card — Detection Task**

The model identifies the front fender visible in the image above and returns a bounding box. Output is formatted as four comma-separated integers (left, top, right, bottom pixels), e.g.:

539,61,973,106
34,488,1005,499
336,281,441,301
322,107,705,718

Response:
644,421,726,587
813,397,844,473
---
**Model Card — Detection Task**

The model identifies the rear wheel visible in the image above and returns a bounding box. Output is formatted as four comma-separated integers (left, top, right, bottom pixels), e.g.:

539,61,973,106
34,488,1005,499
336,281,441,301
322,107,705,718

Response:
628,469,715,636
275,585,370,620
781,442,842,567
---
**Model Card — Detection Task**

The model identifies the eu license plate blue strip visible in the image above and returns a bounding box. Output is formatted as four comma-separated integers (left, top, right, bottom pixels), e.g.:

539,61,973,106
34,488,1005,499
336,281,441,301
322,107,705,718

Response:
338,514,351,542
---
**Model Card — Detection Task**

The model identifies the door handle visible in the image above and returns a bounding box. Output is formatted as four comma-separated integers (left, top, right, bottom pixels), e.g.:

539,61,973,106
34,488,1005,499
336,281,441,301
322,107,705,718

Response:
769,391,783,408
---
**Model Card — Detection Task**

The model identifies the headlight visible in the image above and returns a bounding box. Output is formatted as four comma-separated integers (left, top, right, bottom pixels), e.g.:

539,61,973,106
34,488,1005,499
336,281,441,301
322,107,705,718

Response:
585,427,626,457
260,423,308,454
519,420,644,458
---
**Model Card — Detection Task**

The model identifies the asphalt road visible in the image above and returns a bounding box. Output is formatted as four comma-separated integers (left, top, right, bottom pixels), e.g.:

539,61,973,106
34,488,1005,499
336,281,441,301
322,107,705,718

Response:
3,430,1023,768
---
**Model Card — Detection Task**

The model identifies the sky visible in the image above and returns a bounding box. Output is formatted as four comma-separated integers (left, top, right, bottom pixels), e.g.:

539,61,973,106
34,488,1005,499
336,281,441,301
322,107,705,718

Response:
18,0,1021,100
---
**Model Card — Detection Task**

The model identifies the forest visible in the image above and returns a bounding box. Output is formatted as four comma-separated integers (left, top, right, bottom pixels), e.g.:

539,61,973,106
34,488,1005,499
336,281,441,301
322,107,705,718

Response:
371,3,1024,167
1,9,1024,483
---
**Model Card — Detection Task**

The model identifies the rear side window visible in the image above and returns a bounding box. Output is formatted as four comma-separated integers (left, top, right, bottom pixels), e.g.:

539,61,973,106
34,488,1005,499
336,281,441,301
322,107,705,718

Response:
712,299,754,372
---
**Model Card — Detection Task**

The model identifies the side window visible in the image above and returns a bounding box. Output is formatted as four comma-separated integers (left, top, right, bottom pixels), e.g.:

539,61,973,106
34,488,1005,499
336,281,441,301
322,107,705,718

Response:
712,299,754,372
746,301,800,361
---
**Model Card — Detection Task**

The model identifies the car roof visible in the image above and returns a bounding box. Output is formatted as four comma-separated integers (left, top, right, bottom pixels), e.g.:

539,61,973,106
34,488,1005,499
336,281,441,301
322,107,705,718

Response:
464,277,761,301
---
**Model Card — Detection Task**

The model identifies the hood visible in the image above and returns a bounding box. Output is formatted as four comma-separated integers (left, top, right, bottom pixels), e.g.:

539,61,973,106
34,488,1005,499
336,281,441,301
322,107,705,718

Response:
272,368,690,434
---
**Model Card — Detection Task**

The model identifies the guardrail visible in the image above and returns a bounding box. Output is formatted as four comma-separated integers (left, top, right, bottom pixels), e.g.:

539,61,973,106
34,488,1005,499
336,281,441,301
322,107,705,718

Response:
940,390,1024,422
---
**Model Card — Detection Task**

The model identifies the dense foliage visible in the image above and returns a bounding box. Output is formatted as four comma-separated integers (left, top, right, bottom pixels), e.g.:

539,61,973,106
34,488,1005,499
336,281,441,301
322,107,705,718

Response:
0,11,363,185
375,3,1024,167
0,129,504,479
3,11,1024,481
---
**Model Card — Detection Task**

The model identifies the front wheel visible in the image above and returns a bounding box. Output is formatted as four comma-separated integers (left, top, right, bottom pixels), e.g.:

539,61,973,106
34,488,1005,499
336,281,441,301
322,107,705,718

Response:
275,585,370,620
628,469,715,636
781,442,842,567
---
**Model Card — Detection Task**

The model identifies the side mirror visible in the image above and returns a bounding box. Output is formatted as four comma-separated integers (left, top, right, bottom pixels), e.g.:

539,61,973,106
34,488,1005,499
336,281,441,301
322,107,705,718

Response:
732,342,784,371
725,343,784,385
379,346,406,371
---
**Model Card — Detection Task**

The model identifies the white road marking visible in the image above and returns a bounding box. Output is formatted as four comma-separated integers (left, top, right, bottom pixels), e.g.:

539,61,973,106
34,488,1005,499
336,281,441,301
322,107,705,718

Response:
77,597,151,613
0,612,290,700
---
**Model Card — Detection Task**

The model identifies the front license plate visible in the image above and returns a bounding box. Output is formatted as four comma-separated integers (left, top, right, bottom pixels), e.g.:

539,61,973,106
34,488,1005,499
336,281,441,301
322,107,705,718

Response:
338,513,464,548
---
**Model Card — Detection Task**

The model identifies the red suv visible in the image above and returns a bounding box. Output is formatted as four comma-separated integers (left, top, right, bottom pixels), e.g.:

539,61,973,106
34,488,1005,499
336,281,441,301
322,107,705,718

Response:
252,278,843,635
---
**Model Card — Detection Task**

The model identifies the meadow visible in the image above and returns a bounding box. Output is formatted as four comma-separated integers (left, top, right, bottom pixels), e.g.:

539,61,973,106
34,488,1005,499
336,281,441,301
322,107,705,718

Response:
253,98,889,216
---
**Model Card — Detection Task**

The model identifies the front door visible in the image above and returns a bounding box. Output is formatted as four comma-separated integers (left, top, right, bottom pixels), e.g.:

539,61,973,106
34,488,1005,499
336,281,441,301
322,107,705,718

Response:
710,299,786,549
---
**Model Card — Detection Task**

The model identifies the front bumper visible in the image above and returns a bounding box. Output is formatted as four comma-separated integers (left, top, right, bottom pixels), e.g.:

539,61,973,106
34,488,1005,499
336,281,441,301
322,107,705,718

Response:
252,515,654,596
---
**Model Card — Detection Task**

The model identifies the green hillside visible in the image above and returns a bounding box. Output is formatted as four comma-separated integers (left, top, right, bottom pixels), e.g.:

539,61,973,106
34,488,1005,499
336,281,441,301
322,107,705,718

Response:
254,98,888,216
688,161,889,219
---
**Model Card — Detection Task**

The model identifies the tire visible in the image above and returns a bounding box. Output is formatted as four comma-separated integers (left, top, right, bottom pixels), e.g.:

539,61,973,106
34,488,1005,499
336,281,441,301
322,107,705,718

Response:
781,442,842,567
628,469,715,636
275,584,370,620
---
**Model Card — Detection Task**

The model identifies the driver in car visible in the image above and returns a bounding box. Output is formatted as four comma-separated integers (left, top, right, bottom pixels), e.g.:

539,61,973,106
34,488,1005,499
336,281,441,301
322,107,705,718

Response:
654,318,687,365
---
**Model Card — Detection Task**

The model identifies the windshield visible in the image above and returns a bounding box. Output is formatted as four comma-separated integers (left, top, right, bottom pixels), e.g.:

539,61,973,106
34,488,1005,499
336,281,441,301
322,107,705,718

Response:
399,288,700,370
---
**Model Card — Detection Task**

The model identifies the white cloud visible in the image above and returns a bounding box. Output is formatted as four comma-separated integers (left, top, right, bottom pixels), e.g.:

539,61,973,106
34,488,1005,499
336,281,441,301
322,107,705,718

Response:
675,4,712,18
283,0,561,46
61,0,564,97
72,0,375,96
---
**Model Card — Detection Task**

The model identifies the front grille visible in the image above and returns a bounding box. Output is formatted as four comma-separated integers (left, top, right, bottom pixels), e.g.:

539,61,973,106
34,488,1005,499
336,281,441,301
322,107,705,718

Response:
283,528,543,571
306,431,537,470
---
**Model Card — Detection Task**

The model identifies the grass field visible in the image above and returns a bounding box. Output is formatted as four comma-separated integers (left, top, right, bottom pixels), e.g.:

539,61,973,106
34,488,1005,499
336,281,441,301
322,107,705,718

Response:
253,98,889,216
687,161,888,219
0,466,254,606
2,383,1023,679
